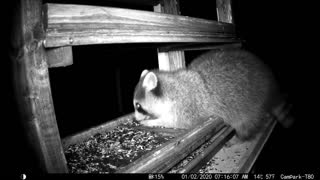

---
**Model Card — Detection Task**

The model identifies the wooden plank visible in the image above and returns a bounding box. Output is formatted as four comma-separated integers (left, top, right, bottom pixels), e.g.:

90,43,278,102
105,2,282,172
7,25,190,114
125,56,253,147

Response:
10,0,68,173
181,126,235,173
104,0,160,6
133,126,187,137
216,0,233,23
154,0,186,70
46,47,73,68
231,119,277,173
118,116,226,173
198,117,276,173
62,113,134,149
43,3,236,47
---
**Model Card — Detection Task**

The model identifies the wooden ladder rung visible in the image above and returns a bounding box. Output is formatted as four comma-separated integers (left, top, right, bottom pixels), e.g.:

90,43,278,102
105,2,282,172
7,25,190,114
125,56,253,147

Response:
43,3,237,47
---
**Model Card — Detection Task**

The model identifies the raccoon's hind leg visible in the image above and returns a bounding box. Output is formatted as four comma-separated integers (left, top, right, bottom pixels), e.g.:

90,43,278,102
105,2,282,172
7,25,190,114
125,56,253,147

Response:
231,111,266,142
224,119,260,148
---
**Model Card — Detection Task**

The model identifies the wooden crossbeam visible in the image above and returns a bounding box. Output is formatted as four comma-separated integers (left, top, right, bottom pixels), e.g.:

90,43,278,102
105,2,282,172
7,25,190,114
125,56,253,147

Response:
43,3,236,47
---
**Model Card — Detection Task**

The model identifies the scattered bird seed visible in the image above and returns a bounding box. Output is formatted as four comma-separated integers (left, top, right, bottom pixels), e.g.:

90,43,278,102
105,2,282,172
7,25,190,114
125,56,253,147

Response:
65,118,174,173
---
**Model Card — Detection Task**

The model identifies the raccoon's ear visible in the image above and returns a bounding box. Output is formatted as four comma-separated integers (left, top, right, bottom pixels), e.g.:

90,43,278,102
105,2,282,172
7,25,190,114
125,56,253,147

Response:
141,69,149,78
142,72,158,91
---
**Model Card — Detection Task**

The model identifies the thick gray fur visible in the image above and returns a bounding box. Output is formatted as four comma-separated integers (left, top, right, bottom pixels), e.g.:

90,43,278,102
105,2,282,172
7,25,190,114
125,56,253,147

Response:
134,48,279,140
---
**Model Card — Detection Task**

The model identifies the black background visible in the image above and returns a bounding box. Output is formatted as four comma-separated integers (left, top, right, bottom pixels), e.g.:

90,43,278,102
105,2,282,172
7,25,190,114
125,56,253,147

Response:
2,0,318,176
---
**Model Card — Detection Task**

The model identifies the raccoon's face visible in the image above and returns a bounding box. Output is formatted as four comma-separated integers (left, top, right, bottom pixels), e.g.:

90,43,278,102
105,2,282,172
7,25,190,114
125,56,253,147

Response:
133,70,173,122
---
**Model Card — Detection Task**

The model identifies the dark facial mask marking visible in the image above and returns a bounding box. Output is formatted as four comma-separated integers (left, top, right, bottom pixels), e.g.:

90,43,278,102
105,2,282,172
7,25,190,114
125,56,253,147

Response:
135,102,148,115
135,102,157,119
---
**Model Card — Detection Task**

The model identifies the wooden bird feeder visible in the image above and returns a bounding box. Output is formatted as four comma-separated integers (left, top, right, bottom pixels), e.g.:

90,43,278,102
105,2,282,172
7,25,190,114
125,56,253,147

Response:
11,0,290,173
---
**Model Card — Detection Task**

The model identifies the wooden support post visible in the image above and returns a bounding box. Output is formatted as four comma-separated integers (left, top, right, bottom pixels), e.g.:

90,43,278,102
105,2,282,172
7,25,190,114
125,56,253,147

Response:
46,47,73,68
154,0,186,70
11,0,68,173
216,0,233,24
157,50,185,71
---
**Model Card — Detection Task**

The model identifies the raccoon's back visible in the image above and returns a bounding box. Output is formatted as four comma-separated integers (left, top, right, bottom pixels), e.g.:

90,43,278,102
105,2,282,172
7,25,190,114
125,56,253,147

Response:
189,48,278,139
189,49,275,102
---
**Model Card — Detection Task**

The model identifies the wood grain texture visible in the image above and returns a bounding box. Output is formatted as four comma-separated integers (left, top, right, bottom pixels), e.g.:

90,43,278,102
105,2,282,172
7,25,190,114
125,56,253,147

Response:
118,116,226,173
154,0,186,71
198,116,276,173
158,43,242,52
231,118,277,173
134,126,187,137
104,0,160,6
43,3,236,47
157,50,185,71
46,47,73,68
160,0,181,14
216,0,233,23
182,126,235,173
11,0,68,173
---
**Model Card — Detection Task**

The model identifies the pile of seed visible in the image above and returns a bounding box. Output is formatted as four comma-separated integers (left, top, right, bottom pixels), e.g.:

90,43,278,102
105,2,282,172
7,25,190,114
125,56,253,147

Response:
65,119,174,173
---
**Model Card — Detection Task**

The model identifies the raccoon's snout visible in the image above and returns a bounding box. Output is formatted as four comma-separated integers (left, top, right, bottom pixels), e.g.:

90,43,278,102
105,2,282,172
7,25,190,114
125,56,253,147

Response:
135,112,150,121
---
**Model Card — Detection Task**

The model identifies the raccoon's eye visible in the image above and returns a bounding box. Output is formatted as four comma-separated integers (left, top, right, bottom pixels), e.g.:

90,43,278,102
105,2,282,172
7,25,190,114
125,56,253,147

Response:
135,103,147,115
135,103,141,109
135,103,142,112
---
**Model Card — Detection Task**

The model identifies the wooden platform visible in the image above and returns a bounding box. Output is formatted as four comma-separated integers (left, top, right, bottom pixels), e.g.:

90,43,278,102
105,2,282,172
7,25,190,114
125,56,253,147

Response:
61,112,277,173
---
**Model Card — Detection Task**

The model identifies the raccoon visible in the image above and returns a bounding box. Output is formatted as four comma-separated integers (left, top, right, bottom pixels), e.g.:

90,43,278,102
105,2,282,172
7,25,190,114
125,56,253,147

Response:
133,48,282,140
